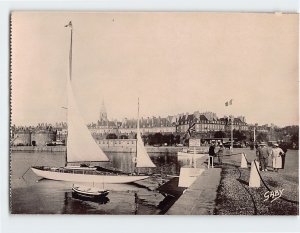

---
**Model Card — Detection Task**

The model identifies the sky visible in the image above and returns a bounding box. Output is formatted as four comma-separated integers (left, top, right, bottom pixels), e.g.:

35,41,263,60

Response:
11,12,299,127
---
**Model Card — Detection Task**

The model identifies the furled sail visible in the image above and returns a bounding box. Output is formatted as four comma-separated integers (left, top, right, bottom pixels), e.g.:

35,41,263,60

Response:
67,80,109,162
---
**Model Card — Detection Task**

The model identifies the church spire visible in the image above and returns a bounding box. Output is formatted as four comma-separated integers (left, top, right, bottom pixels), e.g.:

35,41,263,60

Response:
99,100,108,122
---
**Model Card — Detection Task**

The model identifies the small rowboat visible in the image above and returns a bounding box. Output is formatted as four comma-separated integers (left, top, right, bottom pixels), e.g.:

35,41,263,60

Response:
72,184,109,199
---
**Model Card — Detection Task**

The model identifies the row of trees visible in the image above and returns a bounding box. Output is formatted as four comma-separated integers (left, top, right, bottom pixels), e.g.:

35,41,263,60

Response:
105,127,299,149
106,133,181,146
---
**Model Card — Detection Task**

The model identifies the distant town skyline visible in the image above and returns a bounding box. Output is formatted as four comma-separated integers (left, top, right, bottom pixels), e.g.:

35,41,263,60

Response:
11,12,299,127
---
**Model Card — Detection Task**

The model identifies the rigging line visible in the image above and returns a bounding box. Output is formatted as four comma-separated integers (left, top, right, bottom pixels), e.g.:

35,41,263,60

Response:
21,152,42,180
253,160,298,205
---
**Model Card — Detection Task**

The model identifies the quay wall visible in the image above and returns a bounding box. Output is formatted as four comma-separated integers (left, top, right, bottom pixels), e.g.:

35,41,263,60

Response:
11,145,184,153
166,168,221,215
11,146,66,152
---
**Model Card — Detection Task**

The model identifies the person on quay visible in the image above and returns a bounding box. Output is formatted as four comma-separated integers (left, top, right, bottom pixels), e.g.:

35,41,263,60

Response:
279,143,288,169
217,143,224,165
270,143,284,172
208,141,216,167
256,142,270,172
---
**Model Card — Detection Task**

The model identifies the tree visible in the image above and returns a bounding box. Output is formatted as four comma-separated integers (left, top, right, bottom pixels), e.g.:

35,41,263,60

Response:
256,132,268,142
233,130,247,142
214,131,226,138
106,133,118,139
291,133,298,144
154,133,163,144
175,135,181,144
119,135,128,139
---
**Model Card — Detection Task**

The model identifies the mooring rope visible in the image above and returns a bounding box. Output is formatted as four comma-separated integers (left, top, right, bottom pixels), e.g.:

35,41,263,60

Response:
235,162,258,215
242,153,250,164
253,158,298,205
219,160,258,215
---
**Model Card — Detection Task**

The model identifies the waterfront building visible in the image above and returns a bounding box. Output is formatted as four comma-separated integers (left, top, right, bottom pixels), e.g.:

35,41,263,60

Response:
88,104,249,139
176,112,248,134
97,138,136,148
31,129,56,146
120,116,176,134
12,129,32,146
88,101,177,138
12,126,57,146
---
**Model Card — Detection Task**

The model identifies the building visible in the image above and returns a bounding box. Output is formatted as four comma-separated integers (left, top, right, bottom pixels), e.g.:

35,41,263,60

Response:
31,129,56,146
12,129,32,146
88,101,249,138
119,116,176,135
88,101,177,138
176,112,248,134
12,125,57,146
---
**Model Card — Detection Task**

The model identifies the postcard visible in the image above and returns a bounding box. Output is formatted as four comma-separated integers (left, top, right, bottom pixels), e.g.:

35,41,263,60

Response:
10,12,299,215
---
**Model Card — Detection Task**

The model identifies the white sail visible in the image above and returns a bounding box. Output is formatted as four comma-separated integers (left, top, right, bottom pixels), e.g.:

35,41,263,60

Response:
67,80,109,162
136,129,156,167
135,100,156,168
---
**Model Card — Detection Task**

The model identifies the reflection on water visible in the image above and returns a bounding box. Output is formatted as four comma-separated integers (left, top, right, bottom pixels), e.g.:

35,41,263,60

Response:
70,191,110,204
11,151,194,214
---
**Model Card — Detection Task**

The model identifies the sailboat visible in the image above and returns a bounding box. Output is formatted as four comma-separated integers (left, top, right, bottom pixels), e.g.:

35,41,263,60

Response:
31,21,156,184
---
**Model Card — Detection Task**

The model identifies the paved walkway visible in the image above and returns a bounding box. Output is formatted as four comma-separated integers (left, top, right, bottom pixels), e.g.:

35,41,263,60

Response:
166,168,221,215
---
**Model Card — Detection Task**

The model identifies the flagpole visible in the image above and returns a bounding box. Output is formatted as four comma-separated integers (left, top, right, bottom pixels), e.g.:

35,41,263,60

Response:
253,126,256,144
225,99,234,153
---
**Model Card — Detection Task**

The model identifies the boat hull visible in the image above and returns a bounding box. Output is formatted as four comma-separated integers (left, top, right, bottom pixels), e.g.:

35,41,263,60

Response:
72,186,109,198
31,167,149,184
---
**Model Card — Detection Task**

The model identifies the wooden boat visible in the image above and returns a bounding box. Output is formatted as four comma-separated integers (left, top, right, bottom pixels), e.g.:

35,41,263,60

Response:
31,21,156,184
72,184,109,199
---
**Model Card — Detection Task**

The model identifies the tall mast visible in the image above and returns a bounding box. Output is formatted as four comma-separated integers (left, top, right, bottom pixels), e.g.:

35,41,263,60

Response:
137,97,140,129
134,98,140,173
65,21,73,166
65,21,73,81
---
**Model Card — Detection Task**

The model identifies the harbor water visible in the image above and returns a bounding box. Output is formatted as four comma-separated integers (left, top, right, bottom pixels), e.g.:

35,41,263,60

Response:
10,151,194,214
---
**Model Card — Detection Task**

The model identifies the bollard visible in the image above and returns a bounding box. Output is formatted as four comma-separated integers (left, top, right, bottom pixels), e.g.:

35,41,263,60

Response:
240,153,248,168
249,160,260,188
208,156,214,169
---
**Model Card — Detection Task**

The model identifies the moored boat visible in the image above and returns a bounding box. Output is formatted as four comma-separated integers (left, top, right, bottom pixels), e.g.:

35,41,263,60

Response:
72,184,109,199
31,21,156,184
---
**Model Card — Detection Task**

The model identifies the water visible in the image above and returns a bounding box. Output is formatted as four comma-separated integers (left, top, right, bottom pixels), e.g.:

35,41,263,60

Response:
10,151,192,214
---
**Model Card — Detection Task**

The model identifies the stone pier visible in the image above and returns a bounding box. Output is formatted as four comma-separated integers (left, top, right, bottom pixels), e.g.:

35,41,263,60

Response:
166,168,221,215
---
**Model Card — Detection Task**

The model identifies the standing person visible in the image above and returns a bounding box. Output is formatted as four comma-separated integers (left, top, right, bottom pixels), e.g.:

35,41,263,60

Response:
208,141,216,167
217,143,224,165
270,143,284,172
256,142,270,171
279,143,288,169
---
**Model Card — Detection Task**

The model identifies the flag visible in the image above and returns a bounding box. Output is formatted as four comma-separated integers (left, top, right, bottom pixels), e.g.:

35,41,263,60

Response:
225,99,233,107
65,21,72,28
